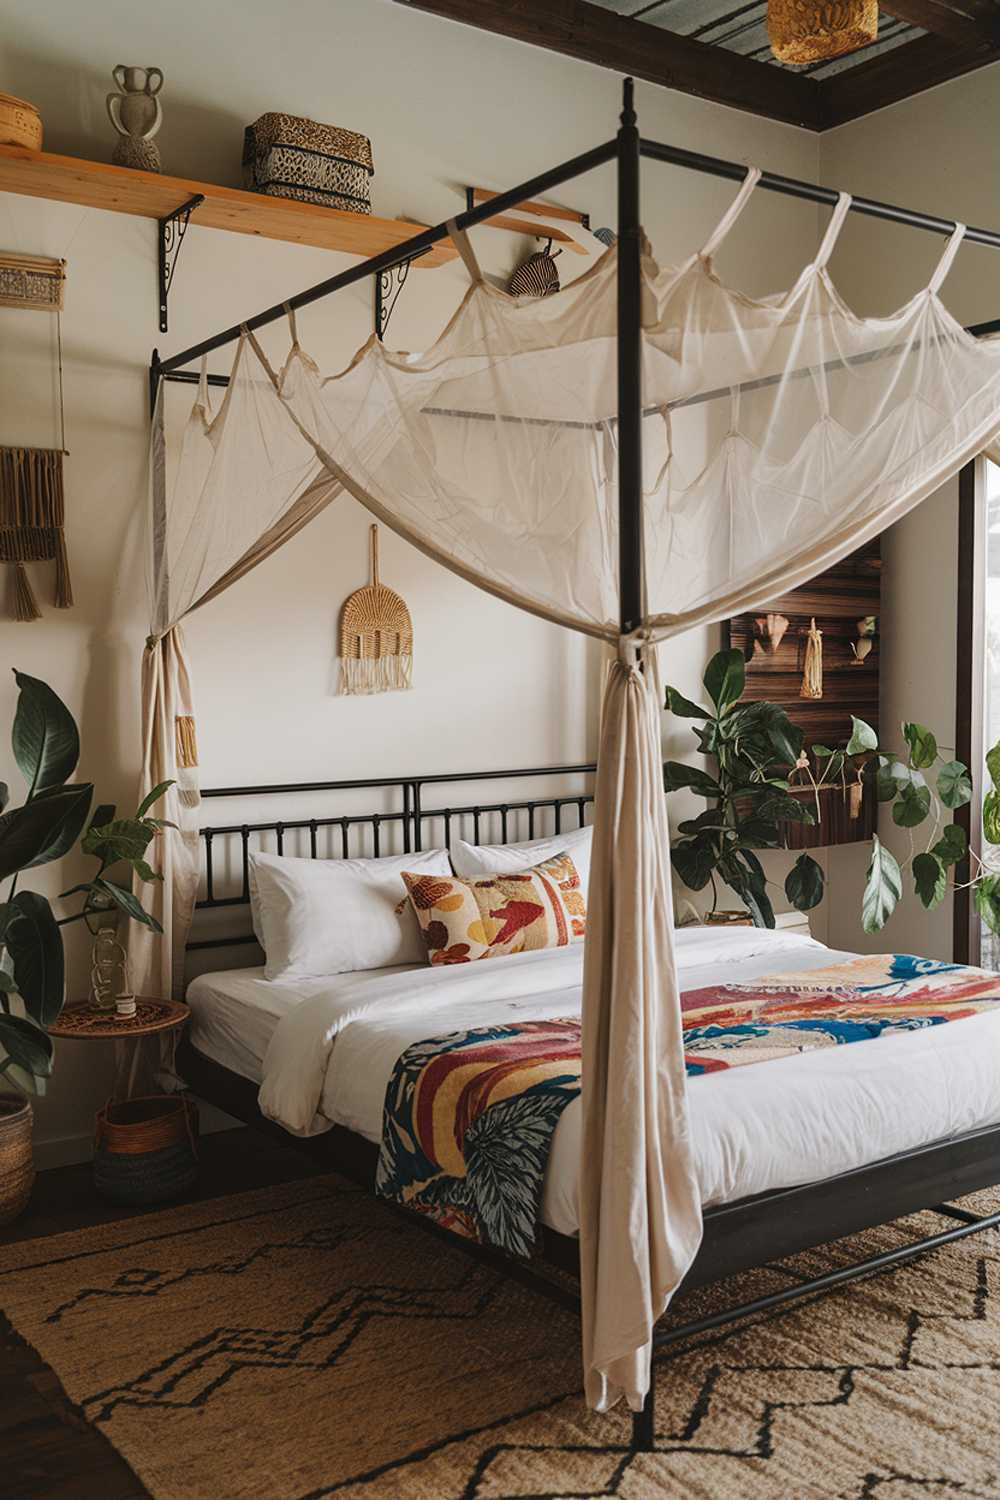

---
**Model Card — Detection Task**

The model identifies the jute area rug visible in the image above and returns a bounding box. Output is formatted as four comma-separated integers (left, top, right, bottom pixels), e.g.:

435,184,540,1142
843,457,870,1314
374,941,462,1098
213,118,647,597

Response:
2,1173,1000,1499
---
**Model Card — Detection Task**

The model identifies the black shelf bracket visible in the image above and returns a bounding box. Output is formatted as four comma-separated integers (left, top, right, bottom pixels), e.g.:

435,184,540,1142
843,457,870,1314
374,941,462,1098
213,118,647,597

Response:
374,250,429,340
158,193,205,334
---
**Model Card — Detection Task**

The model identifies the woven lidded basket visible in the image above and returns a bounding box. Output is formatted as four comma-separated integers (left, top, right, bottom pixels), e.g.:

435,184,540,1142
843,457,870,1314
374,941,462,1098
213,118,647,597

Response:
93,1095,199,1205
243,112,374,214
0,1095,34,1225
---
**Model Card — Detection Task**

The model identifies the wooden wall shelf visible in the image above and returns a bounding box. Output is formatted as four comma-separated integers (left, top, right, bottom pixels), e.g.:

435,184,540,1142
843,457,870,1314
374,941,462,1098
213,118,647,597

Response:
0,145,457,267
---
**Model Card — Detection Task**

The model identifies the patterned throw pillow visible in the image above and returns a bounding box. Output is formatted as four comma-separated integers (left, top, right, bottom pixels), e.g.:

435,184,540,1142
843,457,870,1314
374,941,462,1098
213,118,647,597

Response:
401,852,586,966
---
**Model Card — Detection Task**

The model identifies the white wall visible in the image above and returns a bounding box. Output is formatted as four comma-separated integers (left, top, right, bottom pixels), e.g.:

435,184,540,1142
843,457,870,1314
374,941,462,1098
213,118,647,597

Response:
0,0,822,1161
820,63,1000,957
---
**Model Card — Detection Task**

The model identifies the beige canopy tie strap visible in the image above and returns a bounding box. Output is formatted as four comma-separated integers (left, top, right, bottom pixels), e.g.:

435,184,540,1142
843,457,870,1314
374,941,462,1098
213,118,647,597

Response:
242,324,281,387
813,192,853,270
700,166,762,260
447,217,484,284
283,302,299,347
929,222,967,294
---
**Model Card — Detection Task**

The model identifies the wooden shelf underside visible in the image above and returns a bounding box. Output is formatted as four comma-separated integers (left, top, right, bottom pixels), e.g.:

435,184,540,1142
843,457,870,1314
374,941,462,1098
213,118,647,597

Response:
0,145,457,267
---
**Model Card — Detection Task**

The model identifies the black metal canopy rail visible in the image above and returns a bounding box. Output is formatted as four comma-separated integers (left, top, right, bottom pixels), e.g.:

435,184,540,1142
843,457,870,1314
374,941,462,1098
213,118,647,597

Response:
150,84,1000,412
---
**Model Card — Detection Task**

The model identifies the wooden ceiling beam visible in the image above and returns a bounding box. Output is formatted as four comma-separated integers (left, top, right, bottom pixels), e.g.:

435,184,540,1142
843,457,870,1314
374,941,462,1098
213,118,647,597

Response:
878,0,1000,48
395,0,824,129
821,31,1000,126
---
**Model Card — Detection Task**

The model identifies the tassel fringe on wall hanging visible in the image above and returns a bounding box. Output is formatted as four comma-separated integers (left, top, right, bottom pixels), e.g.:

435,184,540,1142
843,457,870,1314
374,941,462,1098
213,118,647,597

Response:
800,616,824,700
0,447,72,621
339,524,413,695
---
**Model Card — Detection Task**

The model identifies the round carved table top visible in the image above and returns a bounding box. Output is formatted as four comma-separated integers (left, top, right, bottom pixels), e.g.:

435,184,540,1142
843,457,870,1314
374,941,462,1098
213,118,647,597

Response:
48,997,189,1040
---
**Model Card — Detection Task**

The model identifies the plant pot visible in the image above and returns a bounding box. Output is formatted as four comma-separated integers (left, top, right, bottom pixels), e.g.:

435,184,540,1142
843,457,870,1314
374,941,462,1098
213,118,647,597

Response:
93,1094,198,1206
0,1094,35,1225
703,909,754,927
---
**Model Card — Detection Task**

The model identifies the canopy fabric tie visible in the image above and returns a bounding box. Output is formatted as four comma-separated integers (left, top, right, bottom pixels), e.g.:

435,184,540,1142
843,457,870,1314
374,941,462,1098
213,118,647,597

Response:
283,302,299,347
814,192,853,270
699,166,762,261
447,218,484,284
929,222,967,294
617,627,651,667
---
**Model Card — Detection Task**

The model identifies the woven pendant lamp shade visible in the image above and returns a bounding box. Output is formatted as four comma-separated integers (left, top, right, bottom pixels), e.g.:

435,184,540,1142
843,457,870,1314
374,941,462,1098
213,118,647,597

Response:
339,524,413,694
768,0,877,64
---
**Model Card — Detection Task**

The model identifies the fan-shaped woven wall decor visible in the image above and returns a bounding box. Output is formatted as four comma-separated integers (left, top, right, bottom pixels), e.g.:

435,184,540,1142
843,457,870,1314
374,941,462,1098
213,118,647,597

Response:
339,524,413,695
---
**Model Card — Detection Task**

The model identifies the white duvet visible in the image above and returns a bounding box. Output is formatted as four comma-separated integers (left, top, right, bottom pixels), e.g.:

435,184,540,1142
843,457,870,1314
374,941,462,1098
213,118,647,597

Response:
187,926,1000,1235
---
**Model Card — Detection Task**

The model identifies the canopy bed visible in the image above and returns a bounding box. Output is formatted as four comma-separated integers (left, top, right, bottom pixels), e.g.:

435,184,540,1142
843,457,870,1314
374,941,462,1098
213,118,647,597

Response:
138,79,1000,1450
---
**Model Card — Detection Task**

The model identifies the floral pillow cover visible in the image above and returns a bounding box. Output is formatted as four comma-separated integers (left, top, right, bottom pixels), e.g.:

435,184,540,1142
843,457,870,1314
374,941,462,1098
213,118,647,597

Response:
401,852,587,966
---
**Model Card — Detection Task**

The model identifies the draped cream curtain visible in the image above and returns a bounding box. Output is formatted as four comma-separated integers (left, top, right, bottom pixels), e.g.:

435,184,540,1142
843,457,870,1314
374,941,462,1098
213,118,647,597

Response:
137,176,1000,1412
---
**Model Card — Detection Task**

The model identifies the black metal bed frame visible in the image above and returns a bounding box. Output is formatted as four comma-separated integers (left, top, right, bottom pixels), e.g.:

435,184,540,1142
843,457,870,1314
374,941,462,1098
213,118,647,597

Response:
189,763,596,951
164,77,1000,1453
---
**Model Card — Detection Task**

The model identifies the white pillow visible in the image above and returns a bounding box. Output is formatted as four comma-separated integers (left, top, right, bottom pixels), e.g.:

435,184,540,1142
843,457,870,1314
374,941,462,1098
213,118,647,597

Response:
450,823,592,890
249,847,451,981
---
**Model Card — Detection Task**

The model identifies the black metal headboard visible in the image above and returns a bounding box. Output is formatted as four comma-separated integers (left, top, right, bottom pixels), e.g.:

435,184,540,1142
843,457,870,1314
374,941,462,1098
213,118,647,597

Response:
188,763,597,955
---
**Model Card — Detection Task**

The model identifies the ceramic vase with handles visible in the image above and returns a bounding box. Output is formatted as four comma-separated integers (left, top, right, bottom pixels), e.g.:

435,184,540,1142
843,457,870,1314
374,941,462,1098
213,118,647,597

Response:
107,65,163,173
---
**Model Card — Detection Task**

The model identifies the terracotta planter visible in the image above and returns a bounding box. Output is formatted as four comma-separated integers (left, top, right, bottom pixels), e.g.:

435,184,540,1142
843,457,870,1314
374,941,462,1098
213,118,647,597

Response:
0,1094,34,1225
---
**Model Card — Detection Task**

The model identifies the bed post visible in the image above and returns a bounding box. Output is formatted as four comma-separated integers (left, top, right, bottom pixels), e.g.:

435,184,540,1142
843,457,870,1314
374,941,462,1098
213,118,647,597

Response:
617,74,655,1455
617,76,643,637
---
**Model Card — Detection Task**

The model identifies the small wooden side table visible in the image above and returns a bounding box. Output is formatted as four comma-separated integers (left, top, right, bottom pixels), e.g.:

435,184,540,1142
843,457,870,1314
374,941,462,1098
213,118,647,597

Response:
49,998,189,1101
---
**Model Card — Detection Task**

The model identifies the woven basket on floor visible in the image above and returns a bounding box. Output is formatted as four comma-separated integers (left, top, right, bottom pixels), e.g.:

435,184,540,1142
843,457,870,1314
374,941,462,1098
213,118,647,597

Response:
0,1094,34,1224
93,1095,199,1205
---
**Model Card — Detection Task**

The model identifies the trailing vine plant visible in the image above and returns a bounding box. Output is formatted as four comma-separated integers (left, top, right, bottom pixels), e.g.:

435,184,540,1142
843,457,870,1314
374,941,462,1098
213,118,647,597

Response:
664,648,997,936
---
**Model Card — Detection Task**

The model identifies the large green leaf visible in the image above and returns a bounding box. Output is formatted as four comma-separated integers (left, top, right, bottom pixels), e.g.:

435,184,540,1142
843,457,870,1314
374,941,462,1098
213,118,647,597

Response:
755,791,816,825
938,760,973,811
136,780,174,819
671,835,718,892
862,836,903,934
912,851,947,910
703,649,745,717
0,783,94,881
5,890,64,1026
11,670,79,797
664,686,710,720
0,1013,53,1084
846,716,878,756
892,780,931,828
931,824,967,867
984,790,1000,847
0,782,7,813
785,852,824,912
719,849,775,929
902,721,937,769
662,761,723,798
986,741,1000,790
81,816,156,866
976,876,1000,935
677,810,726,836
94,878,162,932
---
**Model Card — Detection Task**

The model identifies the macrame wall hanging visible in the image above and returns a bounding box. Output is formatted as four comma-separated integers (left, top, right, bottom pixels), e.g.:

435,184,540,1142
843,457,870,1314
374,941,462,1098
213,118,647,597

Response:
800,617,824,700
0,252,72,621
339,524,413,695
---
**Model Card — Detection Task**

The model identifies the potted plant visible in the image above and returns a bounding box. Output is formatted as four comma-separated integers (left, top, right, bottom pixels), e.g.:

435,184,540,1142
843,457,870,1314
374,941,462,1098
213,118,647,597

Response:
0,670,170,1222
664,648,994,935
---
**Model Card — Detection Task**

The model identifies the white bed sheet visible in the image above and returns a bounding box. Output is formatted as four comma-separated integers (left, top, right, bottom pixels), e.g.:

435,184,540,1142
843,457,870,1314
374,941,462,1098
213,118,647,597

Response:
186,928,1000,1234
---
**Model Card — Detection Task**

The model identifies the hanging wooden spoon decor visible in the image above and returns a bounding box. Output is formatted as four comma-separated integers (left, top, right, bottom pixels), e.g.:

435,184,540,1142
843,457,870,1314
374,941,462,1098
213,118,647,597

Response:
339,524,413,695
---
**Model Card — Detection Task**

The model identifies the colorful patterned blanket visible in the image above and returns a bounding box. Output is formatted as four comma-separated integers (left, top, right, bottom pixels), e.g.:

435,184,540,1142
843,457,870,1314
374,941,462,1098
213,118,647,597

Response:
375,954,1000,1256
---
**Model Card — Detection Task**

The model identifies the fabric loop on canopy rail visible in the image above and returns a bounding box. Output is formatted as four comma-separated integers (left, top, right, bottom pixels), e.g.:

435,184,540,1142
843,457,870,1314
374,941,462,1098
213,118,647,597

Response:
699,165,761,261
447,217,484,284
930,223,968,293
814,192,852,269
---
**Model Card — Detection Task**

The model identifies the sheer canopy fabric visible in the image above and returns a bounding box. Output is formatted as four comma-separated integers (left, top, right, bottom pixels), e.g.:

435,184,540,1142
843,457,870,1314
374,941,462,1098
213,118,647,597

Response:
139,172,1000,1413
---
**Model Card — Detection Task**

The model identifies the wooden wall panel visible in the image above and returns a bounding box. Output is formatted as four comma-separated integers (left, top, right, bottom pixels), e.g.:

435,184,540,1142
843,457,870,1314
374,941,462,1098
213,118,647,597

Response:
724,538,881,848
